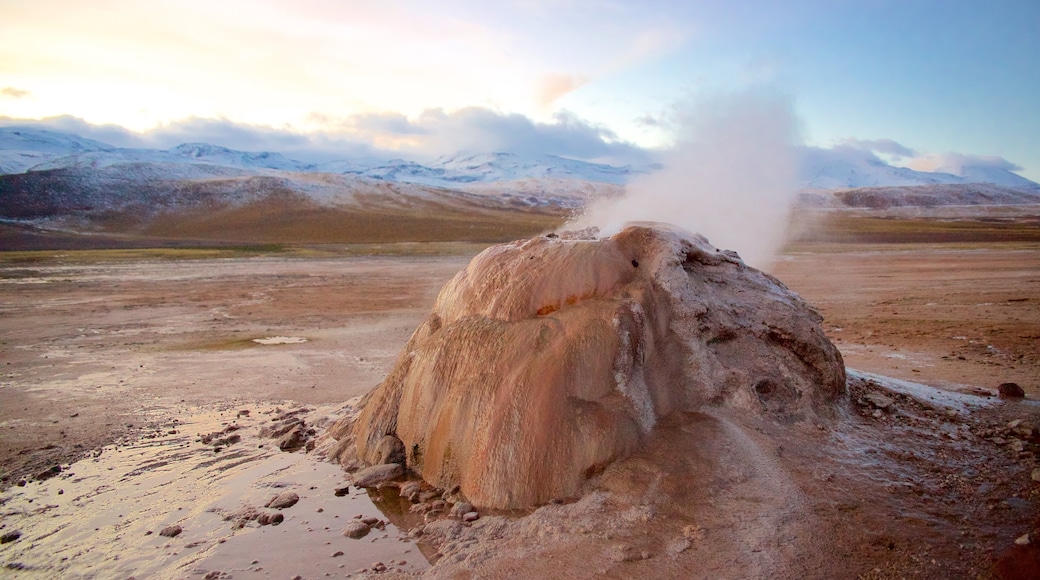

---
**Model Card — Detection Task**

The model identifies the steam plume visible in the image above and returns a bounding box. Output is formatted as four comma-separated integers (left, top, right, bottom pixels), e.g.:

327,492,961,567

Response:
572,89,801,269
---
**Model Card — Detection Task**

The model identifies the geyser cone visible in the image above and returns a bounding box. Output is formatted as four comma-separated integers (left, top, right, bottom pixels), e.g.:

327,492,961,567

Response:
327,224,845,509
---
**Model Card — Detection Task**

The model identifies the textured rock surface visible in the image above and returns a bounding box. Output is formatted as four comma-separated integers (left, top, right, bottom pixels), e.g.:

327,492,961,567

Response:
326,225,845,509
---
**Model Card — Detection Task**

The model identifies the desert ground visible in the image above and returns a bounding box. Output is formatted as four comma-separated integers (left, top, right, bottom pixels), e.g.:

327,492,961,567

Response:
1,208,1039,578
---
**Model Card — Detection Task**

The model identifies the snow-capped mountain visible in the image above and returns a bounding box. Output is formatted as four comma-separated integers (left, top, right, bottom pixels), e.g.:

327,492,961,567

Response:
0,127,113,174
4,126,1037,191
799,146,961,189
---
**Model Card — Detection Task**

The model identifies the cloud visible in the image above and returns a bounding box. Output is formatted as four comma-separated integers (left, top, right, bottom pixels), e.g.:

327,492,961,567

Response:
906,152,1023,174
839,138,917,160
1,87,30,99
634,114,663,128
0,107,652,165
536,74,588,108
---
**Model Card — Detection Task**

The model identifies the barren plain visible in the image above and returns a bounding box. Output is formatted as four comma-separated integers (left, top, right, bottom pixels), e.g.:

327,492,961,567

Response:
1,208,1039,578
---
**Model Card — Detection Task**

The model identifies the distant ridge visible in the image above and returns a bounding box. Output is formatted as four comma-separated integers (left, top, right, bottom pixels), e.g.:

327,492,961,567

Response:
2,126,1037,191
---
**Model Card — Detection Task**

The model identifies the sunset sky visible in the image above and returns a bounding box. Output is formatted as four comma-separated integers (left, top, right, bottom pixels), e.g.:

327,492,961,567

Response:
1,0,1037,179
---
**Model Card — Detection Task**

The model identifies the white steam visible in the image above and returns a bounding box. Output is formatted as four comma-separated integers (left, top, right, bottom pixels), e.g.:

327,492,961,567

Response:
573,90,801,269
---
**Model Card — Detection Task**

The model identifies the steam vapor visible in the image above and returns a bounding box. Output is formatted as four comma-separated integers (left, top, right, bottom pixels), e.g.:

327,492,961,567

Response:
572,89,801,269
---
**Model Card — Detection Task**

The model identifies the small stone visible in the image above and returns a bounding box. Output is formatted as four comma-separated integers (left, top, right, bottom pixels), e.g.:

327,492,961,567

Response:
204,572,222,580
1008,419,1024,429
361,516,380,526
159,525,182,538
342,520,371,539
0,531,22,544
400,481,422,498
1032,468,1040,482
257,512,284,526
462,511,479,522
865,393,894,410
872,409,883,418
265,491,300,509
1015,533,1030,546
999,383,1025,398
449,501,474,518
352,463,404,488
332,551,344,557
334,485,351,497
277,426,307,451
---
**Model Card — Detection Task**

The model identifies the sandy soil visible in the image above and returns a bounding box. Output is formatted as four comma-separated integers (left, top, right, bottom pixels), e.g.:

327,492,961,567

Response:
1,237,1038,578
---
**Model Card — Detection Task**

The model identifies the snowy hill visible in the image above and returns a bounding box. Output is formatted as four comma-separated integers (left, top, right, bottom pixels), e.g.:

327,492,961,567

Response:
0,127,114,174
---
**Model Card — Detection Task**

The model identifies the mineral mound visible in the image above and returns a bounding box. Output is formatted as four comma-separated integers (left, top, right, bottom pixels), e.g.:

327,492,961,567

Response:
325,224,845,509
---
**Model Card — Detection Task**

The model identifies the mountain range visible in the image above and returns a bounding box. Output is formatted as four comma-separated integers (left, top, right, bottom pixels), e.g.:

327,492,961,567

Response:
1,126,1038,248
3,126,1037,191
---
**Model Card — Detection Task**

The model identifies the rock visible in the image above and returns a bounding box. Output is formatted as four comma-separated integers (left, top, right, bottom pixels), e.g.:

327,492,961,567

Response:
36,465,62,481
463,511,480,522
332,550,344,557
449,501,473,518
0,531,22,544
257,512,284,526
864,393,894,410
277,425,307,452
159,525,182,538
400,481,422,498
1015,533,1031,546
1008,419,1024,429
342,520,371,539
330,225,846,509
372,562,387,572
361,516,380,526
373,435,406,465
999,383,1026,398
334,485,351,496
265,491,300,509
352,463,404,488
1032,468,1040,482
418,490,441,502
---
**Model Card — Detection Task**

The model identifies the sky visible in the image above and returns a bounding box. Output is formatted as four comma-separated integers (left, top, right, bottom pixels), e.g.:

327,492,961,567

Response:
1,0,1038,179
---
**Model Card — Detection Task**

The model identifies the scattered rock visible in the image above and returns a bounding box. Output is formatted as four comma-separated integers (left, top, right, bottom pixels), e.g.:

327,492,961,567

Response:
361,516,381,526
400,481,422,500
257,512,284,526
332,551,344,557
204,572,222,580
159,525,182,538
334,485,351,497
352,463,404,488
0,531,22,544
999,383,1026,398
265,491,300,509
1032,468,1040,482
1015,533,1031,546
449,501,473,518
342,520,371,539
463,511,480,522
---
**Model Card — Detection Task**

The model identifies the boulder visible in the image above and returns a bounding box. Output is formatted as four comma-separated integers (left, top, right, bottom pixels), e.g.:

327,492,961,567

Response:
327,225,845,509
352,463,404,487
999,382,1026,398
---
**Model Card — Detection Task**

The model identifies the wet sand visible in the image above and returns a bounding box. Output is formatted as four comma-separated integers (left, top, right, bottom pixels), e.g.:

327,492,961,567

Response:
1,239,1039,577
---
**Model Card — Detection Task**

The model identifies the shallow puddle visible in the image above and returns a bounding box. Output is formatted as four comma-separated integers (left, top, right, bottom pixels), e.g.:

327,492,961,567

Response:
0,406,429,578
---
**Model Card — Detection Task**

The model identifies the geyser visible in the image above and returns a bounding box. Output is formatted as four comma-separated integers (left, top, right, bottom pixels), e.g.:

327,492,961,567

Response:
324,224,844,509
